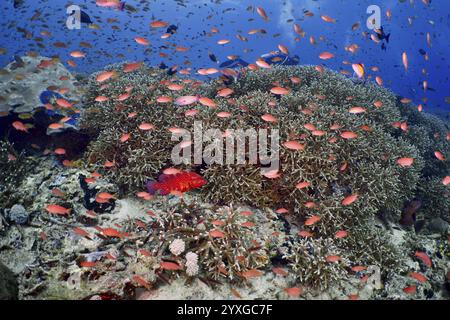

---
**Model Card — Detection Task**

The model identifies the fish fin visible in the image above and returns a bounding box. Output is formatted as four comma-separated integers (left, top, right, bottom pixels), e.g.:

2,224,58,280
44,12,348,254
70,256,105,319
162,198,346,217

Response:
386,33,390,43
119,1,126,11
146,181,160,195
158,174,172,182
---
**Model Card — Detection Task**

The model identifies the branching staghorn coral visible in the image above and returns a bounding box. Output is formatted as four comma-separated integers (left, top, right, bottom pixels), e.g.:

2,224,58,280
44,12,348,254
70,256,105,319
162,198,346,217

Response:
80,63,449,290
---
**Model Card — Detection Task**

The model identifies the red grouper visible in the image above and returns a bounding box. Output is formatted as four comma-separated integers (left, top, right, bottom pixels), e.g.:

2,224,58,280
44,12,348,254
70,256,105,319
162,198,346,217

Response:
146,171,207,196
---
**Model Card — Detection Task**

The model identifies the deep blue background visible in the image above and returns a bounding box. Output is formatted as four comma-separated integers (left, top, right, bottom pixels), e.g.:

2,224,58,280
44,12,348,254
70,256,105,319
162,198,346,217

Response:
1,0,449,117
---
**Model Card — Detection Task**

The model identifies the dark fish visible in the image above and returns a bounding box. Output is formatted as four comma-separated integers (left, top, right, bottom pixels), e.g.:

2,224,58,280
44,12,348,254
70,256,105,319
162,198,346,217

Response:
208,51,219,63
80,10,93,24
419,49,426,56
11,55,25,70
166,24,178,35
219,58,249,68
167,66,177,75
13,0,24,8
124,4,138,13
159,62,168,70
400,200,422,226
375,26,390,43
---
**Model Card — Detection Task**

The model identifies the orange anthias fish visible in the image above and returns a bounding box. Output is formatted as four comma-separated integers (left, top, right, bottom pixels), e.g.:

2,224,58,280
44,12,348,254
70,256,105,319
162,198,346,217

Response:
146,171,207,196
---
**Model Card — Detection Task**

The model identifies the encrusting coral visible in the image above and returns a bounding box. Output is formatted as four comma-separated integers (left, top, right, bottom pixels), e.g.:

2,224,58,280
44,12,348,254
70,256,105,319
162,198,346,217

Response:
79,63,449,290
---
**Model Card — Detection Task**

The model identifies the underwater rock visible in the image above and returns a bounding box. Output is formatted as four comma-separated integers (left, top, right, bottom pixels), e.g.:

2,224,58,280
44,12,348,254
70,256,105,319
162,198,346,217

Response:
0,55,81,114
426,217,449,234
0,261,18,300
5,204,29,225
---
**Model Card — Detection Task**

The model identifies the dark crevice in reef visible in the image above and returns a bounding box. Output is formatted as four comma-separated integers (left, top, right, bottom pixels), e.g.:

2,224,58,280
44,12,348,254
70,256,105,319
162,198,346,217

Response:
0,109,91,160
79,174,116,214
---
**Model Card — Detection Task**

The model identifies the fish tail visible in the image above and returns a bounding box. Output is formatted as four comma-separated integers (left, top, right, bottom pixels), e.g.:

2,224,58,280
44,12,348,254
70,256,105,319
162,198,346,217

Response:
386,33,390,43
119,1,126,11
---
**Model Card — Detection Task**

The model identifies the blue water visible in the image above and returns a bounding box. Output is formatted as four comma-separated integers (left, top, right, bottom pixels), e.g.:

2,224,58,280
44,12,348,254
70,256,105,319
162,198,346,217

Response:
1,0,449,116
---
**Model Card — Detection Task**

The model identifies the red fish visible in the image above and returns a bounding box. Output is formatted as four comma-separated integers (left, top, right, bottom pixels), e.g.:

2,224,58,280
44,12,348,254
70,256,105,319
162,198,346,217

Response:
414,251,432,268
146,172,207,196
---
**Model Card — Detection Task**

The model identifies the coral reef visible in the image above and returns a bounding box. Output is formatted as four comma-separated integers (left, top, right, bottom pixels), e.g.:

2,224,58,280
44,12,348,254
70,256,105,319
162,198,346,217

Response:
0,139,35,209
0,261,18,300
79,64,449,290
0,55,81,114
1,64,448,299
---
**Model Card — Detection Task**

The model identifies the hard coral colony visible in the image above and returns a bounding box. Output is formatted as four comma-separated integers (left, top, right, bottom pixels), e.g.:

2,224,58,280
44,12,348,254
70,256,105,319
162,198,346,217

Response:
0,0,449,302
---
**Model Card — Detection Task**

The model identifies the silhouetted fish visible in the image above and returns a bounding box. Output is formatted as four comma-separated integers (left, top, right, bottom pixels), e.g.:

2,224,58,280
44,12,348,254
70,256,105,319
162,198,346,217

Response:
400,200,422,226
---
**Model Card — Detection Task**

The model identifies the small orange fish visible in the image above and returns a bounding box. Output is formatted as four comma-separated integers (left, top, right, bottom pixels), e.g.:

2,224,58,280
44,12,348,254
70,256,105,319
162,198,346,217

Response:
304,215,320,226
409,271,427,283
270,86,290,95
256,59,271,69
402,52,408,72
351,265,367,272
298,230,313,238
134,37,150,45
326,255,341,262
256,7,269,21
261,114,278,123
132,275,151,290
321,15,336,23
46,204,71,215
138,123,154,131
96,71,115,83
198,97,217,108
296,181,311,189
397,157,414,167
73,227,90,238
285,287,303,297
217,88,234,97
12,121,29,132
241,221,255,228
241,269,263,279
434,151,445,161
160,261,182,270
414,251,432,268
54,148,66,155
120,133,131,142
443,176,450,186
209,229,226,238
319,52,334,60
51,188,65,197
79,261,97,268
342,194,358,206
335,230,348,238
272,267,289,276
138,249,152,257
340,131,358,139
349,106,366,114
352,63,365,78
403,285,417,294
101,227,123,238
